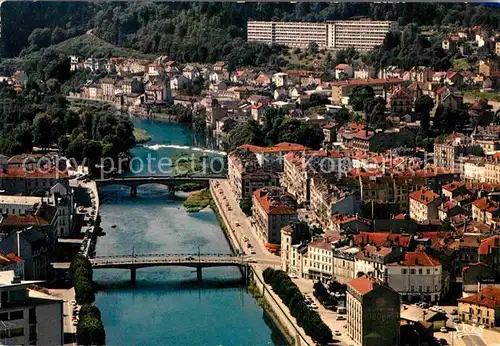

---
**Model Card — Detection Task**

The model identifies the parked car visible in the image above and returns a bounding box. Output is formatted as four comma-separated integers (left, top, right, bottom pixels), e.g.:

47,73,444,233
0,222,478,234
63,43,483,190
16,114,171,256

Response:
334,331,341,336
289,273,298,279
70,300,77,306
440,327,448,333
336,315,346,321
452,317,460,323
250,249,256,255
309,303,318,309
451,309,458,315
73,319,79,326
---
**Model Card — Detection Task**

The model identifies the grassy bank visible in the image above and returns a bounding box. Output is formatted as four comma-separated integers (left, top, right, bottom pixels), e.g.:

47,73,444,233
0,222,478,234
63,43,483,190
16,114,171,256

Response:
171,151,203,176
183,189,211,212
133,128,151,144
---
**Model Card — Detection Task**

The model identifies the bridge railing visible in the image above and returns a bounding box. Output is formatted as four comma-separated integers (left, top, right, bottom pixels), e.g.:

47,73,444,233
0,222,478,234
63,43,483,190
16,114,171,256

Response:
93,253,235,259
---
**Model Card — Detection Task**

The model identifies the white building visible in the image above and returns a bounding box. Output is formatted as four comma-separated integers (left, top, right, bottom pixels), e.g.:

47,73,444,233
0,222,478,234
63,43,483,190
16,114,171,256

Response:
247,20,398,51
386,251,442,303
354,245,400,283
333,246,358,284
306,238,334,283
0,271,63,345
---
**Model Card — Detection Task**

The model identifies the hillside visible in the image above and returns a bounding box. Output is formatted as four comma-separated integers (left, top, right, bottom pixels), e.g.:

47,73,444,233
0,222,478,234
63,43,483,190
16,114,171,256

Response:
36,33,155,60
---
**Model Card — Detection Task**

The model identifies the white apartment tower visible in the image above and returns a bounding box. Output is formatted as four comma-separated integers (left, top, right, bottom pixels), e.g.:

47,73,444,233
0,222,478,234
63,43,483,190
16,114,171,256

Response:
247,19,399,51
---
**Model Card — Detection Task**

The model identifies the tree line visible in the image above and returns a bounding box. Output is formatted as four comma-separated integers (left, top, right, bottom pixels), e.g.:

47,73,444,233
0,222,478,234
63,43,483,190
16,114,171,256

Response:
228,108,324,150
263,268,333,345
70,255,106,345
2,3,499,66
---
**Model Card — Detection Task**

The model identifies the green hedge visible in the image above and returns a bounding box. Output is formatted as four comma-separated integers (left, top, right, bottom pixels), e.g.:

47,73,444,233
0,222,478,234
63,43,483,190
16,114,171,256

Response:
263,268,333,345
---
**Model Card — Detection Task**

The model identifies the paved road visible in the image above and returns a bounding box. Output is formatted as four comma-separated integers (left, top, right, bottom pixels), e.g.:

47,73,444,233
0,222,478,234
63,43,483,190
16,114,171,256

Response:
211,180,349,346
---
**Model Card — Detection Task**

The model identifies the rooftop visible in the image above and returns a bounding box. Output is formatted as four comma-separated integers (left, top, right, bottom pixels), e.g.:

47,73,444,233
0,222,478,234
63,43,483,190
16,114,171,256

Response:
458,287,500,309
410,187,440,205
387,251,440,267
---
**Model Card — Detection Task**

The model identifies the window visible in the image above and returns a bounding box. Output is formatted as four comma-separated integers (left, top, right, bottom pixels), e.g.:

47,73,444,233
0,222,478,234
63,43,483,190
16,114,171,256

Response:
410,269,416,274
9,327,24,338
418,269,422,274
0,312,8,321
426,269,431,274
419,286,422,292
411,285,414,292
9,310,23,320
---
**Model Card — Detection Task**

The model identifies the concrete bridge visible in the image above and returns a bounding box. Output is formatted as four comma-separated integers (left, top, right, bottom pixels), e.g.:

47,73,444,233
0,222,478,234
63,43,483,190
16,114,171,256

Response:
95,175,225,196
55,253,249,283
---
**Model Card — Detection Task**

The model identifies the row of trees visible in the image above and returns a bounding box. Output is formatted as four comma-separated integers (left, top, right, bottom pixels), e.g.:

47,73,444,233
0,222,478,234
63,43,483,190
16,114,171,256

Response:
263,268,332,345
70,255,95,304
70,255,106,345
77,305,106,346
228,108,324,150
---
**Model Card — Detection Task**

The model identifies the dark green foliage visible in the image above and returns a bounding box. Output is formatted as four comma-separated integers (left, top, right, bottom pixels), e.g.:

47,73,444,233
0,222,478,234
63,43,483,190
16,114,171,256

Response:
263,268,333,344
415,95,434,130
70,255,95,305
77,313,106,346
349,85,375,112
239,199,252,216
229,109,324,151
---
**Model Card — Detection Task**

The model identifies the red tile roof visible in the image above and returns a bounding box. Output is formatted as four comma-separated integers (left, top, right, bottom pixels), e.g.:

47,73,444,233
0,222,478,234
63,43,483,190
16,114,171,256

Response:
410,187,440,205
330,78,404,87
479,235,500,255
348,276,374,295
238,142,306,154
458,287,500,309
253,187,297,215
0,167,68,179
354,232,411,248
387,251,440,267
0,213,49,227
352,130,375,140
5,252,23,263
472,197,499,213
335,64,350,70
442,181,465,192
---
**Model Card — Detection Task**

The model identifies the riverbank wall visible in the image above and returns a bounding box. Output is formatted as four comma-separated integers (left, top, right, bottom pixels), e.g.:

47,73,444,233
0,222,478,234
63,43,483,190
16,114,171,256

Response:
208,181,312,346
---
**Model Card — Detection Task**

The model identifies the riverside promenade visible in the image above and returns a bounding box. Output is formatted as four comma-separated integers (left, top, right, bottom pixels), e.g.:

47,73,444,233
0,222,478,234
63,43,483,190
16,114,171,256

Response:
209,180,313,346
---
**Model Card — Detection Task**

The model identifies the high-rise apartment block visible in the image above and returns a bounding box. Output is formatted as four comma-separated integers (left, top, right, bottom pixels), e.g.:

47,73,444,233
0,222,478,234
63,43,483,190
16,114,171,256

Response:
247,20,399,51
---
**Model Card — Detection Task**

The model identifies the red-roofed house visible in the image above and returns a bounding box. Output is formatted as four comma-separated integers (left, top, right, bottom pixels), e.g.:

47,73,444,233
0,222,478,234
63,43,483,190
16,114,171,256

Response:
410,187,442,223
0,167,69,195
458,286,500,328
386,251,442,302
335,64,354,79
389,85,412,115
472,197,500,225
252,187,298,252
347,276,400,346
478,235,500,267
0,252,25,278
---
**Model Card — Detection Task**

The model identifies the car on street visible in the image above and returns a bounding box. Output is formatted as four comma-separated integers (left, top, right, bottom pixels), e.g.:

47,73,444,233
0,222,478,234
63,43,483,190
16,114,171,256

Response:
451,309,458,315
73,319,79,326
234,221,240,227
309,303,318,309
336,315,346,320
452,317,460,323
185,256,195,261
440,327,448,333
334,331,341,336
289,273,298,279
250,249,256,254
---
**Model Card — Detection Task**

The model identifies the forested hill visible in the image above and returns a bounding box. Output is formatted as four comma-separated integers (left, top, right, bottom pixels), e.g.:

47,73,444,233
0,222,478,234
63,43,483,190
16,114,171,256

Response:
1,2,500,61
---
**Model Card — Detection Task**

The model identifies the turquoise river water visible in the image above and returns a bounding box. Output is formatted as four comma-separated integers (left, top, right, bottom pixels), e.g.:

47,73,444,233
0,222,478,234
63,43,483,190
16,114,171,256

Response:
93,119,287,346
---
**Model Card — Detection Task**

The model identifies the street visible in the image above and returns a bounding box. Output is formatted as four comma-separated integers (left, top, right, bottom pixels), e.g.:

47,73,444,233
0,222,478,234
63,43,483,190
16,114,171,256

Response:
211,179,349,346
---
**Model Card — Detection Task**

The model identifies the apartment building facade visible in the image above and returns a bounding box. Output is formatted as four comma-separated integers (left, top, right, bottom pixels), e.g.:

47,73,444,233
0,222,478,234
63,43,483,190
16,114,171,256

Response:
252,187,298,252
247,20,398,51
347,276,400,346
307,238,334,283
0,271,63,345
409,187,442,223
386,251,442,303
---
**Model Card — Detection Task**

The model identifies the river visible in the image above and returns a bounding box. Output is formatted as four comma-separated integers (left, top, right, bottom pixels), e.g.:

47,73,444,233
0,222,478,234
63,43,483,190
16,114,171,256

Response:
93,119,286,346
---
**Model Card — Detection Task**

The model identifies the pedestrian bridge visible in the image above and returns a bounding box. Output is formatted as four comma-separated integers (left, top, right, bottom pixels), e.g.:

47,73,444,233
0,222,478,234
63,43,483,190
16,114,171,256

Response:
54,253,248,283
95,175,226,196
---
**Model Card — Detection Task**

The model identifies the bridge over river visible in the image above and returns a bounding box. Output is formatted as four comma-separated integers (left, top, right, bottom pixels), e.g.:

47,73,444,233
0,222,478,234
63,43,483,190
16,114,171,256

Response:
53,253,249,283
95,175,226,196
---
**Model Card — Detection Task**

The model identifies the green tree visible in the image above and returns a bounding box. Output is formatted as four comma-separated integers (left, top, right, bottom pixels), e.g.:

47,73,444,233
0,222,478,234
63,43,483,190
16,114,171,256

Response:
32,113,54,150
239,199,252,216
77,314,106,346
438,218,455,233
308,41,319,55
415,95,434,130
349,85,375,112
